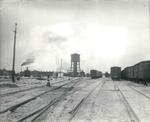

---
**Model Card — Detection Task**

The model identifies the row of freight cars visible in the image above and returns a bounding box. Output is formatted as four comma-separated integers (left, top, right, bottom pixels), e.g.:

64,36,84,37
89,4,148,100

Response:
90,60,150,84
110,60,150,85
121,60,150,83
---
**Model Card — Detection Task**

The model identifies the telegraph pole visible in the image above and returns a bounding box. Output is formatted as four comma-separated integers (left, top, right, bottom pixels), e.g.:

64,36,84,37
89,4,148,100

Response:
12,23,17,83
59,59,62,77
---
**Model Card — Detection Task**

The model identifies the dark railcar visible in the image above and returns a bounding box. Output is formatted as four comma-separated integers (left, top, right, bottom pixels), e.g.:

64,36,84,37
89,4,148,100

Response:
130,66,134,80
135,61,150,82
86,73,90,77
133,64,139,80
111,67,121,80
90,70,102,79
121,67,128,80
121,70,125,79
121,60,150,84
127,66,134,80
104,72,110,77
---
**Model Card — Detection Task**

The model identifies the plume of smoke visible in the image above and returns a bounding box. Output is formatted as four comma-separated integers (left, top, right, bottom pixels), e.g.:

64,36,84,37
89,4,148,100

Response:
21,57,35,66
43,31,67,44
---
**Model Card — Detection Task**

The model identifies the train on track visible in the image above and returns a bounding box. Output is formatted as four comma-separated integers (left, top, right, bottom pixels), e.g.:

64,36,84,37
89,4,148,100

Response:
90,70,102,79
110,67,121,80
121,60,150,84
104,72,110,77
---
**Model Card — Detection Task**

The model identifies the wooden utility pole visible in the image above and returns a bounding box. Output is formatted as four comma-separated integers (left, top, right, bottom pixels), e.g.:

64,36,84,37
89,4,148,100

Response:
12,23,17,83
59,59,62,77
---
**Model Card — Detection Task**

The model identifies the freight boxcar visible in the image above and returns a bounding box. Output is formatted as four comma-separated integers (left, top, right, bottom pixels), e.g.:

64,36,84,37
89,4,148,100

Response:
121,60,150,85
90,70,102,79
121,67,128,80
111,67,121,80
133,64,139,81
121,69,125,79
135,61,150,82
127,66,134,80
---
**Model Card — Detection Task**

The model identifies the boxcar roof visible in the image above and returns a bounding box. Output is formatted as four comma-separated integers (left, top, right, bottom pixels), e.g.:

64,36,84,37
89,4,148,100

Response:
134,60,150,66
111,66,121,68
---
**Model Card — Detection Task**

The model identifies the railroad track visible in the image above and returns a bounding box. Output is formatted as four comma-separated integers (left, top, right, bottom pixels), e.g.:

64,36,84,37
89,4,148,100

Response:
15,78,81,122
0,85,46,97
113,81,140,122
68,80,105,122
25,79,104,122
0,78,73,97
0,78,81,114
128,86,150,100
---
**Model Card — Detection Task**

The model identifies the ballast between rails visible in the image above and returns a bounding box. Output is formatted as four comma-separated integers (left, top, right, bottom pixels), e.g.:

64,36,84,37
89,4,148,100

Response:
16,78,81,122
0,78,73,97
0,78,81,114
128,86,150,100
69,80,105,121
113,81,140,122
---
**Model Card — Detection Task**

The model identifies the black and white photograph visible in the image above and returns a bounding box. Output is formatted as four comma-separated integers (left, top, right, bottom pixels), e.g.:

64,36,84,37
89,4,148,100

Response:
0,0,150,121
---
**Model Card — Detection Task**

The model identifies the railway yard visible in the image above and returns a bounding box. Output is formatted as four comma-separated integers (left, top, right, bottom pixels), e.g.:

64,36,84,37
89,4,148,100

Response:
0,77,150,122
1,0,150,121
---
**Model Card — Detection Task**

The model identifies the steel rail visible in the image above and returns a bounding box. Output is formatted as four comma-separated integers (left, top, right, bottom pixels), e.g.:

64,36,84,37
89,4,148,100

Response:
17,78,81,122
0,78,80,114
113,81,140,122
69,80,105,121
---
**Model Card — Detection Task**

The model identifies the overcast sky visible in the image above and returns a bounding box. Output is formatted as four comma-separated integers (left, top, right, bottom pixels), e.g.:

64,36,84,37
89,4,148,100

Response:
0,0,149,73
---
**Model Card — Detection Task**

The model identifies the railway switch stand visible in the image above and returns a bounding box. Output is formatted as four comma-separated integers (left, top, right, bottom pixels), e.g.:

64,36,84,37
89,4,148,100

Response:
47,75,51,87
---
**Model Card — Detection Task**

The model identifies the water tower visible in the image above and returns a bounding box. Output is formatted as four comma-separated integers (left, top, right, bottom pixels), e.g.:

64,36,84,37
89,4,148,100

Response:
70,53,81,77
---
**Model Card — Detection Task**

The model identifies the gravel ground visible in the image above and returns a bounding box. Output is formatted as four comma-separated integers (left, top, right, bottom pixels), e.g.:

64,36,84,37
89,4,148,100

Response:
35,78,101,122
118,81,150,122
1,78,150,122
71,80,131,122
0,77,69,95
0,77,76,122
